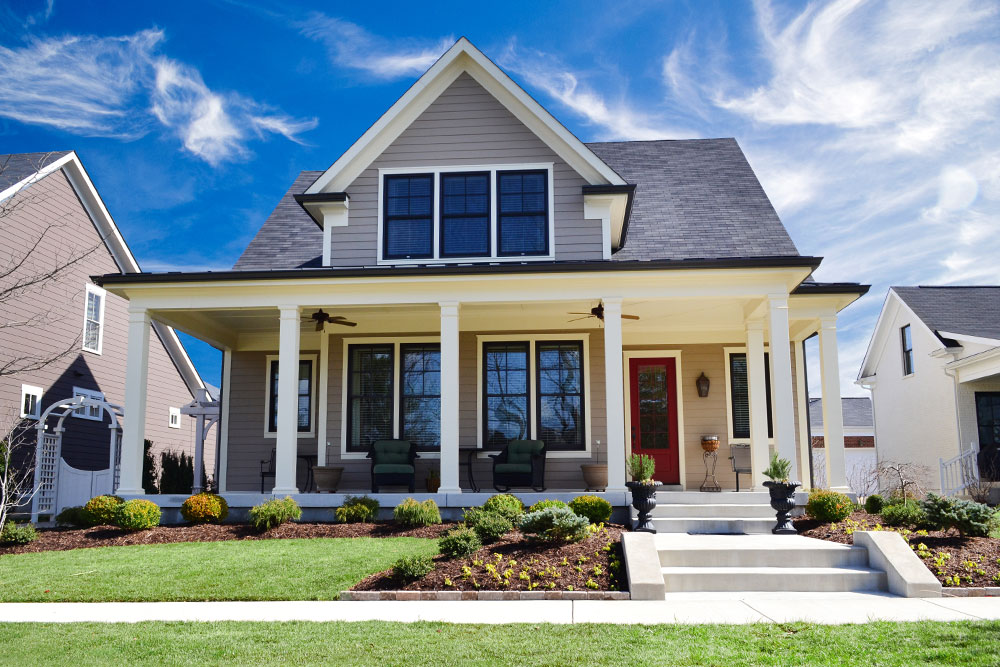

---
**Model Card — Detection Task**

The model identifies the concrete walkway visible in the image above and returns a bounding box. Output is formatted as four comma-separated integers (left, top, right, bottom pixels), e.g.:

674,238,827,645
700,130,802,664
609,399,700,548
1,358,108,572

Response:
0,594,998,625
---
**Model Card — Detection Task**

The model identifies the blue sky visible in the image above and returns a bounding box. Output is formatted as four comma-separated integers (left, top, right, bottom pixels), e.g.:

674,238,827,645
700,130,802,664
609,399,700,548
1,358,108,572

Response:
2,0,999,396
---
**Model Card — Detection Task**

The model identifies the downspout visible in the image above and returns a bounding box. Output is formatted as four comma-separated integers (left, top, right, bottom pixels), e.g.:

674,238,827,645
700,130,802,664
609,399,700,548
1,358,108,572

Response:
802,333,818,490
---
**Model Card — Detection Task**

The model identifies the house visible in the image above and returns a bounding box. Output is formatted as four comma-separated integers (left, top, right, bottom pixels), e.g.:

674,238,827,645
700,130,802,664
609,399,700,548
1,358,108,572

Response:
0,151,213,516
93,38,868,513
858,286,1000,496
808,397,876,495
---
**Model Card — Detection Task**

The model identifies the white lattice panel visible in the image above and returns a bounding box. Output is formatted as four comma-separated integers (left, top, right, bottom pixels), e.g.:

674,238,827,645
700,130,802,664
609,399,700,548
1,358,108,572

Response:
35,433,59,514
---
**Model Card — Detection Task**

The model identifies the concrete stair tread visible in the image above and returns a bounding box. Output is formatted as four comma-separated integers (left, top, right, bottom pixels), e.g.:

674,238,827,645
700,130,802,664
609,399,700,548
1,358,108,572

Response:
654,535,862,551
661,566,882,575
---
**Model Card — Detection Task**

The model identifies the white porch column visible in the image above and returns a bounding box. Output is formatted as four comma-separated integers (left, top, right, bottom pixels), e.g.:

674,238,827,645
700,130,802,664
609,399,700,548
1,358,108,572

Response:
603,297,627,492
218,349,232,493
746,320,770,489
819,315,849,492
192,412,205,494
767,294,799,481
439,301,461,494
119,308,150,495
272,305,301,495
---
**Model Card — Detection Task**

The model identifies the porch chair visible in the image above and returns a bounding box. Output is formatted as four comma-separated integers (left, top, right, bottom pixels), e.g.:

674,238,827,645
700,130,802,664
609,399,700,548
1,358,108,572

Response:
729,443,752,492
490,439,546,492
368,440,419,493
260,447,276,493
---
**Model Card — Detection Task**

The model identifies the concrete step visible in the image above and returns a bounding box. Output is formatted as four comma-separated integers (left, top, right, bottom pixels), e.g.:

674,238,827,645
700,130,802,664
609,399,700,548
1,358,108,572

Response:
649,517,777,534
652,491,773,505
661,566,887,593
649,503,775,519
657,541,869,568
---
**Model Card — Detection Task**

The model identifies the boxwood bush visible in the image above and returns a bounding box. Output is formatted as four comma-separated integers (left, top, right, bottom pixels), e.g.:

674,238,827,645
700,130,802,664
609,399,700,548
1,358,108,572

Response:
527,499,569,514
393,554,434,580
481,494,524,522
82,495,124,526
805,490,853,523
518,506,590,543
439,526,482,558
335,495,380,523
249,496,301,532
115,499,161,531
54,506,90,528
0,521,37,545
470,511,512,543
569,495,613,524
864,494,886,515
393,498,441,527
180,493,229,524
881,501,926,527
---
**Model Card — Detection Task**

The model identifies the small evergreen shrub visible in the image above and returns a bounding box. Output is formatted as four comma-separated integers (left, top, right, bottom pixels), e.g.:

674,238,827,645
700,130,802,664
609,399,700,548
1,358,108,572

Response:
142,439,159,494
82,495,124,526
335,495,380,523
568,495,613,524
527,499,569,514
439,526,482,558
158,449,194,494
54,506,90,528
471,511,512,543
0,521,37,545
805,490,853,523
393,554,434,580
920,493,996,537
864,494,886,515
180,493,229,524
393,498,441,527
626,453,656,483
249,496,301,532
881,501,925,527
481,494,524,522
115,499,161,531
518,506,590,543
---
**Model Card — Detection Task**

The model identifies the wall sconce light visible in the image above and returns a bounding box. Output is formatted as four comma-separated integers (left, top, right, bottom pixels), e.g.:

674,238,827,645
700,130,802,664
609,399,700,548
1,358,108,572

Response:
696,372,710,398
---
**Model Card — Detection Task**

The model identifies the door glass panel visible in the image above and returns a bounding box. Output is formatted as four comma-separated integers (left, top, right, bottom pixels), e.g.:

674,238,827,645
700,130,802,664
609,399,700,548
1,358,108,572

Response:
637,364,669,450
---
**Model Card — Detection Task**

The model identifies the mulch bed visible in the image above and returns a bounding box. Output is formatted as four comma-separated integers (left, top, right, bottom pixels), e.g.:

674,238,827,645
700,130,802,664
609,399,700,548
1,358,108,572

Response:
795,510,1000,588
353,524,626,593
0,521,456,556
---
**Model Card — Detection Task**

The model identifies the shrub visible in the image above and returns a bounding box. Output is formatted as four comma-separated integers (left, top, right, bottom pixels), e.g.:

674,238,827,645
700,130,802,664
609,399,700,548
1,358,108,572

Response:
54,506,90,528
158,449,193,494
0,521,37,545
439,526,482,558
864,494,886,515
626,453,655,483
881,501,926,527
481,494,524,522
470,511,512,543
115,499,161,531
249,496,301,532
569,495,613,524
805,490,853,523
527,499,569,514
82,495,124,526
393,554,434,580
393,498,442,527
518,506,590,543
142,439,159,494
920,493,996,537
763,451,792,482
335,495,380,523
180,493,229,524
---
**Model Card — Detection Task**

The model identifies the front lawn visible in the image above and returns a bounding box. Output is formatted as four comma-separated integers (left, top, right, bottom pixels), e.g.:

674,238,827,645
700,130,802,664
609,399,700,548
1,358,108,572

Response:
0,620,996,666
0,538,437,602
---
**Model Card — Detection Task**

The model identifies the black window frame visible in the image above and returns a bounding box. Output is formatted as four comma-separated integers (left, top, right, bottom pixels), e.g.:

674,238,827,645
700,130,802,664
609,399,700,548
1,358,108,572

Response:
439,171,491,258
382,173,434,260
398,343,442,450
535,340,586,451
729,352,773,440
975,391,1000,480
901,324,915,376
482,341,531,449
267,358,314,434
345,343,395,452
496,169,549,257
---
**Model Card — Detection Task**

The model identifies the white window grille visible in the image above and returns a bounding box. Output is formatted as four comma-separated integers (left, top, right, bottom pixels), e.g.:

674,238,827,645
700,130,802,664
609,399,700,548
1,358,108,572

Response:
20,384,42,419
83,283,106,354
72,386,104,420
168,406,181,429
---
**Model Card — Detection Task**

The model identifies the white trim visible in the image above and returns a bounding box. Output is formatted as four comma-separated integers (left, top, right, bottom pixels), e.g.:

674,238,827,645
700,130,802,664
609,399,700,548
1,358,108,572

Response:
168,406,181,429
20,384,42,420
376,163,556,265
621,350,686,488
339,336,441,460
263,353,318,438
218,349,232,493
859,289,940,379
937,331,1000,348
317,331,330,466
722,346,776,445
82,283,106,354
475,333,592,459
71,387,104,421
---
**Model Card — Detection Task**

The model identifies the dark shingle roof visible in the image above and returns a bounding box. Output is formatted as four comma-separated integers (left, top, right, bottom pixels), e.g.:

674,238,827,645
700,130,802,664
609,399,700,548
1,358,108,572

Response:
893,286,1000,343
234,171,324,270
586,139,799,261
809,397,873,429
0,151,71,190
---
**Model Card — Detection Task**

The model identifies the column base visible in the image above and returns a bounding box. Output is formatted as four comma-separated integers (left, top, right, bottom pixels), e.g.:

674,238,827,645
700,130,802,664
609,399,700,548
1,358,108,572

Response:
271,487,300,496
116,488,146,496
438,487,462,495
829,485,851,494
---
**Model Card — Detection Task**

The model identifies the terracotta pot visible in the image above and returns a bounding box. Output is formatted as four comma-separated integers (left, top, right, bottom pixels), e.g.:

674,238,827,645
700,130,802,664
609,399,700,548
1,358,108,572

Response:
313,466,343,493
701,436,720,452
581,464,608,491
426,476,440,493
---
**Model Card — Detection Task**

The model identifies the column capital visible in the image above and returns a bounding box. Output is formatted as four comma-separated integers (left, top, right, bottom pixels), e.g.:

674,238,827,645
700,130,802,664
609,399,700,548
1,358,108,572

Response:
819,314,838,328
277,305,300,318
127,308,150,324
439,301,460,315
745,319,765,332
767,293,789,308
601,297,624,310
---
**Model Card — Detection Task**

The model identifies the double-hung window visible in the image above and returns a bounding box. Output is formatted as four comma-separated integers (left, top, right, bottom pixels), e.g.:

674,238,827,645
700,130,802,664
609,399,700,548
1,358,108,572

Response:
346,344,395,451
266,358,314,434
536,341,584,450
901,325,914,376
440,172,490,257
399,344,441,449
383,174,434,259
83,284,106,354
21,384,42,420
728,352,772,440
497,170,548,256
168,407,181,429
483,342,531,448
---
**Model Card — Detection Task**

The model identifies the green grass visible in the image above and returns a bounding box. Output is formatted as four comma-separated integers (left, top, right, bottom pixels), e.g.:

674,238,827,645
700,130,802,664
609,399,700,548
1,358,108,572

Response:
0,620,996,666
0,538,437,602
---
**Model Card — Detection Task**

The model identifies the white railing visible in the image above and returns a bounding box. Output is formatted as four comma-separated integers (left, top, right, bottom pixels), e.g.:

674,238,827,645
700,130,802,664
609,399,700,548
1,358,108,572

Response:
940,444,979,497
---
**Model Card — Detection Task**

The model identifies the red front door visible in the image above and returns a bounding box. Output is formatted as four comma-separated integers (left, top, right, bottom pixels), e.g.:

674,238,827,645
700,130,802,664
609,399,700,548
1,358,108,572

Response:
629,357,680,485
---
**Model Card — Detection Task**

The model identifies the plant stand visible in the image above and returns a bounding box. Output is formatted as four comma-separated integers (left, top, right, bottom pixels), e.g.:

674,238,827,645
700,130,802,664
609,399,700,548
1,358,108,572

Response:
626,481,660,533
763,480,800,534
700,450,721,492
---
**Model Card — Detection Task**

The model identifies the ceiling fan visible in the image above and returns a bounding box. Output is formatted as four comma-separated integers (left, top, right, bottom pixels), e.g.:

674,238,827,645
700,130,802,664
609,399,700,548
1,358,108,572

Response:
305,309,357,331
568,302,640,323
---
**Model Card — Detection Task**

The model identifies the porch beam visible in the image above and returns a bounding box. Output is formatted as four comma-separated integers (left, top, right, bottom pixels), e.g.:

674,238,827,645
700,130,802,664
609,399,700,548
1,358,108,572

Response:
603,297,627,492
768,294,799,482
439,301,461,494
272,305,301,495
119,308,150,495
819,315,849,492
746,320,769,490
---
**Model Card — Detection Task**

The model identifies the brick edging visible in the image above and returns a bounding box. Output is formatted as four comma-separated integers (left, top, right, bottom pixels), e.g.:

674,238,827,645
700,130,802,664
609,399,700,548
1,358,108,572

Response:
341,590,630,601
941,587,1000,597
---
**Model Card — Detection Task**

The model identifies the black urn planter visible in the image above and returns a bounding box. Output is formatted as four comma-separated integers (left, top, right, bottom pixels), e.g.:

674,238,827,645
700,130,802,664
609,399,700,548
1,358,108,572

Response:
763,480,801,534
626,481,660,533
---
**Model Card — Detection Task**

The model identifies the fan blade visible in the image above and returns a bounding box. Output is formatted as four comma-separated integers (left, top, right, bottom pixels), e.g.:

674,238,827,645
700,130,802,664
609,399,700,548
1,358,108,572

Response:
329,319,357,327
567,312,594,316
315,319,324,331
622,314,641,320
567,316,593,322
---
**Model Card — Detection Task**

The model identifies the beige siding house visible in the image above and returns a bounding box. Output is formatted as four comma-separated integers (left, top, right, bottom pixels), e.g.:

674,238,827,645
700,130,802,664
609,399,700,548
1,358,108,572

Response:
95,39,867,511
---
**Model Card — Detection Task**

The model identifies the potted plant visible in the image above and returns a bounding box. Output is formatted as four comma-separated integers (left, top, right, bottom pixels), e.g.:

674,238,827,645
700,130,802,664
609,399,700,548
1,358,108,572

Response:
425,468,440,493
761,452,800,535
581,439,608,491
625,453,659,533
312,466,344,493
701,435,720,452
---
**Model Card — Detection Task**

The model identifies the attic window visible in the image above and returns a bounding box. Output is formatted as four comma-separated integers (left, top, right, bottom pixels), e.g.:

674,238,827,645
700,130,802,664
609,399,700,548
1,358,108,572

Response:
383,174,433,260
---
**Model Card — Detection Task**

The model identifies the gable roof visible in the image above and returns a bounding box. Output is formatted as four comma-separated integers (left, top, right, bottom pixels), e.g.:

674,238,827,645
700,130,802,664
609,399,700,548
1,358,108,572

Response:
0,150,206,396
235,171,323,271
892,286,1000,344
809,397,873,430
588,139,799,261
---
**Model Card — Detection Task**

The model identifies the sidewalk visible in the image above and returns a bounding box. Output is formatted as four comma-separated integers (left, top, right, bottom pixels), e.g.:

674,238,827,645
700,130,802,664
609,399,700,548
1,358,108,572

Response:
1,593,999,625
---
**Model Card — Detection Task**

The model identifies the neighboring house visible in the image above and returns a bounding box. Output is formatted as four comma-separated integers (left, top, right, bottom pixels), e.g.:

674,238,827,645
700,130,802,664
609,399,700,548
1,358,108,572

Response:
0,151,213,515
95,38,868,507
858,286,1000,496
809,397,876,495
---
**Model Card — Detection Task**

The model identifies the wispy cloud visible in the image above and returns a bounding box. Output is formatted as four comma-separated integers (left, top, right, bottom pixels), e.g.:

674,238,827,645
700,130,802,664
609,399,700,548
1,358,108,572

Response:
300,14,453,79
0,28,316,164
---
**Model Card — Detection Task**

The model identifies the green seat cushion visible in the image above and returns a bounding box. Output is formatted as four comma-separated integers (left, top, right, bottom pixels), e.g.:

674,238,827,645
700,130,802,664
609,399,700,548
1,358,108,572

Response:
507,440,543,464
373,464,414,475
495,463,532,474
372,440,412,464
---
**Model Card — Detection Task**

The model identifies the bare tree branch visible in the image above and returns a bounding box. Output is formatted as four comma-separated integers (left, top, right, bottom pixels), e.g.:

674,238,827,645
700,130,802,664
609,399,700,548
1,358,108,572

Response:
0,407,38,533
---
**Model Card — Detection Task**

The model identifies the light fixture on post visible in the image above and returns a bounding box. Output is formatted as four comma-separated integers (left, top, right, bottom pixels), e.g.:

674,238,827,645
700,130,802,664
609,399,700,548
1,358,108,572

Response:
696,372,710,398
